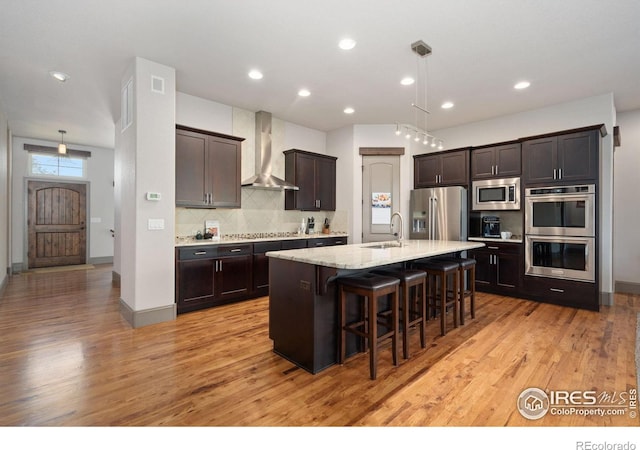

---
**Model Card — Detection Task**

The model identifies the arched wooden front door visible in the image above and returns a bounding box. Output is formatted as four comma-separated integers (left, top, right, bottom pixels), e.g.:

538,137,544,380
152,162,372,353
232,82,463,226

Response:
27,181,87,268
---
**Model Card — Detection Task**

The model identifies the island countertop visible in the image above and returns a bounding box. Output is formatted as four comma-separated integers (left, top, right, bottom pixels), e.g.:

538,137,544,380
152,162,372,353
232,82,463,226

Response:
266,239,485,270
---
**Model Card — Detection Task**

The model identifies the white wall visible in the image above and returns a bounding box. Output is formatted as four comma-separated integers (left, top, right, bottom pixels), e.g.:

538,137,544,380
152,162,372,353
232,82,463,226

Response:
176,92,232,134
283,122,326,155
327,125,355,237
10,136,115,268
613,109,640,288
0,106,8,287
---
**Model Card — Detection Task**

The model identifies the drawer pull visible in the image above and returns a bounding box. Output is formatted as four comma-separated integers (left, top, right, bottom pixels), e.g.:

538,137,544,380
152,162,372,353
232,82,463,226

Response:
194,251,207,255
487,246,499,250
550,288,565,293
230,248,242,252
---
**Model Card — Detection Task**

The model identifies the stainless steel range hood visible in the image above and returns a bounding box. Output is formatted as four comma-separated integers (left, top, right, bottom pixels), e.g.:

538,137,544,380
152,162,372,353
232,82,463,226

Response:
241,110,299,190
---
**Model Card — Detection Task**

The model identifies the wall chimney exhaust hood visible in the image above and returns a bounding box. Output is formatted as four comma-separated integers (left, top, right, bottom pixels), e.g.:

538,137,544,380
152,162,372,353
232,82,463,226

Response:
241,111,299,190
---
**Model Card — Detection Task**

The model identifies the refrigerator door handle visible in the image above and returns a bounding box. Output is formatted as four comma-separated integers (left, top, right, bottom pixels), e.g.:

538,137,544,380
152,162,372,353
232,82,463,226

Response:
429,197,434,240
432,196,439,240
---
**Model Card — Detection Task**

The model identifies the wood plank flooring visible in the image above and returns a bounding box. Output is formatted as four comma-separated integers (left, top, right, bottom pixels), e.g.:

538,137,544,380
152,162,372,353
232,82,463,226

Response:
0,264,638,426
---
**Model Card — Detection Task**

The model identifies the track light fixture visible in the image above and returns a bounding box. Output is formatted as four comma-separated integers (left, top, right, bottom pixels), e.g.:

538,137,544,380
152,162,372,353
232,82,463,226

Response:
394,40,444,149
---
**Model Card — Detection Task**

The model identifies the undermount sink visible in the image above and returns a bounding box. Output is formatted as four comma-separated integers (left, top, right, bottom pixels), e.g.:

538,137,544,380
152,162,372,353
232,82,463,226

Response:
362,242,406,249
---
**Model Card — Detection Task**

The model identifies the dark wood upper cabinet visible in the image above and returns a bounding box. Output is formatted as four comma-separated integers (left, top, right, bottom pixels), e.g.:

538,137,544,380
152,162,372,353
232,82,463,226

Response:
471,142,521,179
175,125,244,208
284,149,337,211
414,149,469,188
522,129,599,186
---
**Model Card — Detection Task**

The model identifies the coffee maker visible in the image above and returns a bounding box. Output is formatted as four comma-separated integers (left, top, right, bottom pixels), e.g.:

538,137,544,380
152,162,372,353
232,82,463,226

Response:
482,216,501,238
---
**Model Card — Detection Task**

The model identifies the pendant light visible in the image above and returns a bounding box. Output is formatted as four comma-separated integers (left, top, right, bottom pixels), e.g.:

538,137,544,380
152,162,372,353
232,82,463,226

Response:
394,40,444,149
58,130,67,154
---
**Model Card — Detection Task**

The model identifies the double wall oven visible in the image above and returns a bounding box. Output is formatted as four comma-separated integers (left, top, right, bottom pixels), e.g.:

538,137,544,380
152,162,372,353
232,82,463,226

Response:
524,184,596,282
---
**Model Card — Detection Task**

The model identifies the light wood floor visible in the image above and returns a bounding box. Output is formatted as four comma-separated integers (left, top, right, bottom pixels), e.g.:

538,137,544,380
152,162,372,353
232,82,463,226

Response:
0,264,638,426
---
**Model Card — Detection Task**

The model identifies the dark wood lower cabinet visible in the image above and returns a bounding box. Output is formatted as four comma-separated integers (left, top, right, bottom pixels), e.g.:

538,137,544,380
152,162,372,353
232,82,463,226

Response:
215,253,251,301
176,244,251,314
176,237,347,314
468,240,599,311
176,258,217,313
522,276,599,311
468,242,522,296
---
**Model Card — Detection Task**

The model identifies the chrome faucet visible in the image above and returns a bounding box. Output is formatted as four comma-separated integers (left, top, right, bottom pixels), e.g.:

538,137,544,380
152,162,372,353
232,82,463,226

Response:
390,212,404,245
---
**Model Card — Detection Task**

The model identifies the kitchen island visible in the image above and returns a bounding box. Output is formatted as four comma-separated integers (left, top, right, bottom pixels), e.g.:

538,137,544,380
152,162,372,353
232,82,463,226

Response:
267,239,485,374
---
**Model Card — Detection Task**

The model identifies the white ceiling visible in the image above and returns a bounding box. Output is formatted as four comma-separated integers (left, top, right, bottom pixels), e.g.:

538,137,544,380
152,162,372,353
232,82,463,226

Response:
1,0,639,150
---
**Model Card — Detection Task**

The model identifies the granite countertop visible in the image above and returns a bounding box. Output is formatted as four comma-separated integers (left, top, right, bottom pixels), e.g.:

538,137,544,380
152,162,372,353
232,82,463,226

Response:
176,232,349,247
266,239,485,270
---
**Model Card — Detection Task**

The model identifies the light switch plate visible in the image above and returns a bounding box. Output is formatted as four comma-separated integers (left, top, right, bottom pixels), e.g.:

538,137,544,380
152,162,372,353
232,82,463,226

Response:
146,192,161,201
148,218,165,230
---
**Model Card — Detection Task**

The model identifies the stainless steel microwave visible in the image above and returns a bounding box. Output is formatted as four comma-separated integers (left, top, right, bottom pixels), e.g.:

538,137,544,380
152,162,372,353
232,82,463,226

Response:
472,177,520,211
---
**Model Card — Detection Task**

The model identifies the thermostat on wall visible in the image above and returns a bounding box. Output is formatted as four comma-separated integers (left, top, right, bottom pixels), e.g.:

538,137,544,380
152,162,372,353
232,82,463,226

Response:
146,192,161,201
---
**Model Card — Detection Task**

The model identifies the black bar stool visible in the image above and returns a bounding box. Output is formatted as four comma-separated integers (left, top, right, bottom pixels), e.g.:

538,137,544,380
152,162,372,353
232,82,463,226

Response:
338,273,400,380
371,268,427,359
430,256,477,325
412,258,459,336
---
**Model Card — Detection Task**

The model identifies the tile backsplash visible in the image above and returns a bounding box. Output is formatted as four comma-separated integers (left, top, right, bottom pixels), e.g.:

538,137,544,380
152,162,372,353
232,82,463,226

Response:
176,188,348,238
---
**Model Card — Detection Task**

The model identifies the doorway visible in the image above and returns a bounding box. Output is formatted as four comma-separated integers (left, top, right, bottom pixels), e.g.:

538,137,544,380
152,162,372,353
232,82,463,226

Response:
361,149,403,243
27,180,87,269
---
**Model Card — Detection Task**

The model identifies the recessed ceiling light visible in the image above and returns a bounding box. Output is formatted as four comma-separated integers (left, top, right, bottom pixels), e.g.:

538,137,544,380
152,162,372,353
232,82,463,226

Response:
514,81,530,90
400,77,415,86
248,70,263,80
343,107,355,114
338,38,356,50
298,89,311,97
441,101,454,109
49,71,70,82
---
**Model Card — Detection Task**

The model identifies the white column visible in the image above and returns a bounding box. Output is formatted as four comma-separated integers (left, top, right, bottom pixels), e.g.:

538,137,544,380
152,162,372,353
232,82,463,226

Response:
117,57,176,327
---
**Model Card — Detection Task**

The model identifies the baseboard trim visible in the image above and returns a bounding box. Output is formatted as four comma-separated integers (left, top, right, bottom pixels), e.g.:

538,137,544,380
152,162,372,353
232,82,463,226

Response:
112,271,121,288
615,281,640,295
0,273,7,296
11,263,23,274
89,256,114,265
600,291,614,306
119,299,176,328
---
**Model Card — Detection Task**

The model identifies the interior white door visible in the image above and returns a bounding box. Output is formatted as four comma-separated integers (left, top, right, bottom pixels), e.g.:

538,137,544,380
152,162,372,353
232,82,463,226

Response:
362,155,401,243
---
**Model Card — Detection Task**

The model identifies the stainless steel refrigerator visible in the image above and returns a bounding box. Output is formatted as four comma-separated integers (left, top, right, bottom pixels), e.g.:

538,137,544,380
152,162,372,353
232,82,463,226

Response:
409,186,467,240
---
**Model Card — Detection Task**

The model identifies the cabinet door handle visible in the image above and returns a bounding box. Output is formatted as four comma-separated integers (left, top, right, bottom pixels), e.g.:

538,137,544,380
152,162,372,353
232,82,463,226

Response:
219,260,223,271
558,168,563,179
553,169,557,180
215,260,218,271
495,165,499,175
